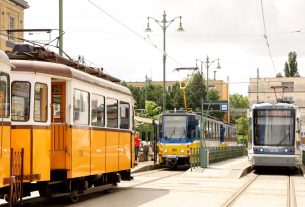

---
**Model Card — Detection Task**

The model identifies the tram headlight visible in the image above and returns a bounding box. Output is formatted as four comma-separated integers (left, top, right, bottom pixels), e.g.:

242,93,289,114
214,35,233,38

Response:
164,149,168,153
181,149,185,153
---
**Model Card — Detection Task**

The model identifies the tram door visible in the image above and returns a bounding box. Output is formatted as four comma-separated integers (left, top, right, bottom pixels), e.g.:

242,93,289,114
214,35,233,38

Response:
51,81,66,169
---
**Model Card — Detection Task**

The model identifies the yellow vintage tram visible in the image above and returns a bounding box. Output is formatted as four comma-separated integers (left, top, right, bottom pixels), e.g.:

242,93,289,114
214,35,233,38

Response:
2,45,135,203
0,50,12,197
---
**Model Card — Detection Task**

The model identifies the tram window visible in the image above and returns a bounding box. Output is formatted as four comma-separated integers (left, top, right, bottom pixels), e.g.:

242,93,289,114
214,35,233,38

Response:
0,72,10,118
120,101,130,129
91,94,105,127
12,81,30,121
187,115,198,138
52,95,62,119
73,89,89,125
34,83,48,122
107,98,118,128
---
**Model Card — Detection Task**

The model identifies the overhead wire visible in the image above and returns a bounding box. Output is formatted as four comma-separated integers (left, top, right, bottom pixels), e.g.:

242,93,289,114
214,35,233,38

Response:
260,0,277,75
87,0,186,67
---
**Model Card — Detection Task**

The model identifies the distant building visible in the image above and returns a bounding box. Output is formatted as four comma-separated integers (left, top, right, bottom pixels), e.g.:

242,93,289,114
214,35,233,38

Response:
248,76,305,118
0,0,29,51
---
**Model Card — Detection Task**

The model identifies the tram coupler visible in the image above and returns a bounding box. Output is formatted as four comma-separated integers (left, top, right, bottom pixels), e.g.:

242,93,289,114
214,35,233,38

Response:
166,157,178,167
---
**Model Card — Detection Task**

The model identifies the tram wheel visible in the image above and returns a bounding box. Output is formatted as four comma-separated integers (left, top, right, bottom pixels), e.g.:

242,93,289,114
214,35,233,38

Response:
69,194,79,203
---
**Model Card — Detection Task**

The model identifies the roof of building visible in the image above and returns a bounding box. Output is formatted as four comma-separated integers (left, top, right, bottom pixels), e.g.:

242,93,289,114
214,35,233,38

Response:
9,0,29,9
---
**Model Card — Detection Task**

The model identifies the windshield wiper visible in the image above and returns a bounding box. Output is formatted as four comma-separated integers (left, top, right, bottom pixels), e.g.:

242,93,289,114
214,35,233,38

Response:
276,132,290,146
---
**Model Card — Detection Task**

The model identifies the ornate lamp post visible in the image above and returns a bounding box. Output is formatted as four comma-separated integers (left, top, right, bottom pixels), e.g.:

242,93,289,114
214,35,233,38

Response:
145,11,184,112
196,56,221,100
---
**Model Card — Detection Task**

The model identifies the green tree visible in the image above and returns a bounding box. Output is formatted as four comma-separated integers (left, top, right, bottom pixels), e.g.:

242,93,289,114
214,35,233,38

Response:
208,89,223,119
186,72,206,111
145,100,161,118
235,116,248,145
229,93,248,123
284,51,298,77
230,93,248,108
169,82,184,110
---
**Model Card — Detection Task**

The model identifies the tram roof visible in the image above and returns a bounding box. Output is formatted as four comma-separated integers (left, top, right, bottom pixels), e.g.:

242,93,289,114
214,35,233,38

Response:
0,50,14,68
7,44,120,83
11,59,132,96
251,102,298,109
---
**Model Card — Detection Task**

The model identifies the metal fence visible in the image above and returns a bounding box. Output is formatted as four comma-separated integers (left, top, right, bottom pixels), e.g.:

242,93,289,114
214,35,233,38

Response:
208,146,246,164
189,146,246,169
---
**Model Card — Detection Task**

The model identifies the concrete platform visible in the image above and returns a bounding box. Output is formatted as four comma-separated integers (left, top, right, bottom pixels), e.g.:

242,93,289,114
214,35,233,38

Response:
184,156,252,179
131,161,160,174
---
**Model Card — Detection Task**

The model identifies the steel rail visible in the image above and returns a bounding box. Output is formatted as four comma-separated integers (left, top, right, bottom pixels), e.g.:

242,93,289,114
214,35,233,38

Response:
222,173,259,207
288,175,297,207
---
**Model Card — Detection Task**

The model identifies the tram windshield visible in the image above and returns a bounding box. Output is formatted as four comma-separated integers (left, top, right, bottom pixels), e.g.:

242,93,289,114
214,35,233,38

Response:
163,115,187,139
253,109,295,146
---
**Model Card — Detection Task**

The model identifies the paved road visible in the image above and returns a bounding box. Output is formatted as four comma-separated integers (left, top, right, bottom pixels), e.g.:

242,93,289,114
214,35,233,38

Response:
1,158,305,207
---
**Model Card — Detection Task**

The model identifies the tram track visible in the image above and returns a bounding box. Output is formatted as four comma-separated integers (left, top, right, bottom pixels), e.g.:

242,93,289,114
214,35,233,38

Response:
288,175,297,207
222,173,259,207
223,171,297,207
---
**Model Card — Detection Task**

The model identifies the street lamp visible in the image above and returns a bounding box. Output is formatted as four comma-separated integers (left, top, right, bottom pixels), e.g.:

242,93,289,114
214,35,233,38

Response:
196,56,221,100
145,11,184,112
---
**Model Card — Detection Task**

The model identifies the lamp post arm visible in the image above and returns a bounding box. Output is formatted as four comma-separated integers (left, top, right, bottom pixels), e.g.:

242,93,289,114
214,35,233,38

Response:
148,16,163,28
165,16,181,29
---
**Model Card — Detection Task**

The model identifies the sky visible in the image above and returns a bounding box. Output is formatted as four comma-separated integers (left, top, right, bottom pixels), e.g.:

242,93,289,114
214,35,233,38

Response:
24,0,305,95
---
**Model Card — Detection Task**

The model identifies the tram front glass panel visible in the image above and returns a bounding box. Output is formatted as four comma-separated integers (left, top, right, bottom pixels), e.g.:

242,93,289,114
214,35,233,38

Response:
163,115,187,139
253,109,295,146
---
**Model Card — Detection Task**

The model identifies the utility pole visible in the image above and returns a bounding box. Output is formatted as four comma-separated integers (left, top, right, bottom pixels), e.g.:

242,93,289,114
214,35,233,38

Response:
227,76,230,123
59,0,63,56
257,68,259,103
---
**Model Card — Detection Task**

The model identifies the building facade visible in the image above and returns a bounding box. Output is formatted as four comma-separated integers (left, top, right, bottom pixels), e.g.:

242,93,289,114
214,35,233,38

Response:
0,0,29,51
248,76,305,118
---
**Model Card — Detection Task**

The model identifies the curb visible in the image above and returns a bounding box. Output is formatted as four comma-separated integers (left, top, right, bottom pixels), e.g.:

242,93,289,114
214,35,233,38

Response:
132,164,161,174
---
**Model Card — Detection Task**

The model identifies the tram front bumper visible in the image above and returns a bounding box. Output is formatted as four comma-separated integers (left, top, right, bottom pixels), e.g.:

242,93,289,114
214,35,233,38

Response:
165,155,178,166
251,154,300,167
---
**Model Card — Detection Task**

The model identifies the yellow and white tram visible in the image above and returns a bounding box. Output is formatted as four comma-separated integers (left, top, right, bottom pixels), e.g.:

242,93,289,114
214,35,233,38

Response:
1,45,135,203
0,50,12,195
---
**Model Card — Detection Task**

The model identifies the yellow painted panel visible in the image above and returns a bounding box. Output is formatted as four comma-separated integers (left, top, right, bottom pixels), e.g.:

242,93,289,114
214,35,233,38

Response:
91,130,106,175
69,128,90,178
0,126,10,188
51,151,66,169
32,129,51,181
105,131,119,172
131,134,135,168
11,129,31,178
118,132,131,171
65,127,72,171
51,124,67,170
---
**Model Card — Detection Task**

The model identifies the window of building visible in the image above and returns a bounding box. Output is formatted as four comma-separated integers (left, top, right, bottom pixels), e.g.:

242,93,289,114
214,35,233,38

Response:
73,89,89,125
12,81,30,121
120,101,130,129
8,16,15,40
34,83,48,122
282,82,294,92
91,94,105,127
0,72,10,118
107,98,118,128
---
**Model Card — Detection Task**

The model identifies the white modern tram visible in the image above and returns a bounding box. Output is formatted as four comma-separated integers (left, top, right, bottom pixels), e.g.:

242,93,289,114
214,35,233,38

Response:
248,102,302,167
